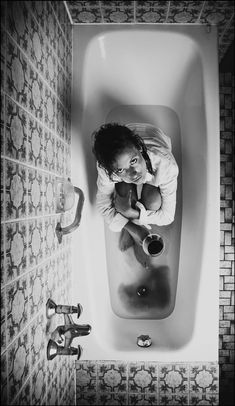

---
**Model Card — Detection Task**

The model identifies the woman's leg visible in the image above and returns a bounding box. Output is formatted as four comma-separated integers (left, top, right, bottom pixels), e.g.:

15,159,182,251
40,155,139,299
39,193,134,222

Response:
115,182,138,207
140,184,162,211
115,182,138,251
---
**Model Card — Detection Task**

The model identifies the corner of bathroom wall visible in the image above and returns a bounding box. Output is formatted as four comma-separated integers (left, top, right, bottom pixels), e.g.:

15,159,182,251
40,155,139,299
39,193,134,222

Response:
1,1,75,405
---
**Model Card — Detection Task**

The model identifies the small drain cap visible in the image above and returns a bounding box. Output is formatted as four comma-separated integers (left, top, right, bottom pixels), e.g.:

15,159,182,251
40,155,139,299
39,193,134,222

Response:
137,335,152,347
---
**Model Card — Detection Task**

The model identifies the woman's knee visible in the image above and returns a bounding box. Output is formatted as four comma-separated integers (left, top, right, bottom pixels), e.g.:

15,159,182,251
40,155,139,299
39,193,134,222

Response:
141,184,161,211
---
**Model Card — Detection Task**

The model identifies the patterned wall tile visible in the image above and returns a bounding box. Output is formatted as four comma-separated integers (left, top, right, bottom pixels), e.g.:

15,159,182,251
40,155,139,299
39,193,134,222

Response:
6,275,28,345
57,101,65,140
68,1,102,23
28,67,44,121
11,379,31,406
159,364,189,395
44,258,57,300
28,265,44,319
6,36,29,109
44,86,56,131
1,28,6,90
97,362,127,393
166,1,204,23
47,374,59,406
55,138,65,176
28,218,44,268
29,0,47,30
31,358,47,405
28,116,44,168
5,96,27,162
5,221,27,282
1,351,8,403
8,329,30,403
45,42,57,92
28,15,45,75
45,2,57,51
44,216,57,258
136,1,168,23
1,288,6,350
57,26,66,71
101,1,134,23
28,168,44,217
97,392,128,405
200,1,232,35
7,1,30,55
190,364,219,395
57,63,66,106
128,362,158,394
44,173,56,214
44,130,56,172
5,160,27,220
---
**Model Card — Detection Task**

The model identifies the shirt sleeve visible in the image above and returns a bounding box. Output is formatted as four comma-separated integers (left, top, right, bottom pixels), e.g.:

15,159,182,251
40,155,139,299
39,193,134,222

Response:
135,151,179,226
96,164,129,232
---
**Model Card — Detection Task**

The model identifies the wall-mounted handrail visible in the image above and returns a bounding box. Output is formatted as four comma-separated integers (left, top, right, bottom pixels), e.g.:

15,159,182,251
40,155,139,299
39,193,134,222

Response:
56,187,84,244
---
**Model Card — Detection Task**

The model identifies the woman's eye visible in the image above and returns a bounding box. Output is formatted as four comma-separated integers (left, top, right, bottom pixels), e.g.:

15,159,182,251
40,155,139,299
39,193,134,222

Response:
130,158,137,165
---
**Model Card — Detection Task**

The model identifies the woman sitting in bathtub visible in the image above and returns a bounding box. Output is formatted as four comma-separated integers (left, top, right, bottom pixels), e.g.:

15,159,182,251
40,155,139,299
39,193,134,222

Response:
92,122,179,251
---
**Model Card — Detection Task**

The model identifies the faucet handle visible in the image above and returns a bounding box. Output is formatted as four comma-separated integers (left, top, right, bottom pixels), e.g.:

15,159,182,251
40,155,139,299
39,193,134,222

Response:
47,339,83,360
46,299,83,319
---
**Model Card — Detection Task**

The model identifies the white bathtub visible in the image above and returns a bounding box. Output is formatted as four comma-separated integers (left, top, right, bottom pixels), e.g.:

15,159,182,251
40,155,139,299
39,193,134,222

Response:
71,25,220,362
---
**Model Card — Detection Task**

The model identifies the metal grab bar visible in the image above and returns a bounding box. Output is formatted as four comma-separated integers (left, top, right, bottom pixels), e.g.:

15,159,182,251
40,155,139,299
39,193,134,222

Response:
56,186,84,244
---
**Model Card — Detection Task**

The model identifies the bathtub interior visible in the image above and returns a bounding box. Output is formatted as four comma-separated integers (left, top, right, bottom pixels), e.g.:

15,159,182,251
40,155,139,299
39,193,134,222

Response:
71,25,220,361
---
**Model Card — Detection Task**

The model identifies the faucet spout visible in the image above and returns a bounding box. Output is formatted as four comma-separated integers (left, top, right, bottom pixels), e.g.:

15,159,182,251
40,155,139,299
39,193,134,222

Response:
51,323,92,348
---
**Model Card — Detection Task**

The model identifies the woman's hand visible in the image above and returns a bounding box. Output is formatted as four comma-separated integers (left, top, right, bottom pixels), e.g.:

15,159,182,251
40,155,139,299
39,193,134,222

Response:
114,190,140,219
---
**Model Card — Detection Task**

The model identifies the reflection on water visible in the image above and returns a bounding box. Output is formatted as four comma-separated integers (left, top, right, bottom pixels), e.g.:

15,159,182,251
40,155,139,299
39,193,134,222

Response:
118,266,170,313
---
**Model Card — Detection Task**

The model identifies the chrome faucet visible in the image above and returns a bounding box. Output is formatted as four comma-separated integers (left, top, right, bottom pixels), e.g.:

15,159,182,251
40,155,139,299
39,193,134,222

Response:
51,314,91,348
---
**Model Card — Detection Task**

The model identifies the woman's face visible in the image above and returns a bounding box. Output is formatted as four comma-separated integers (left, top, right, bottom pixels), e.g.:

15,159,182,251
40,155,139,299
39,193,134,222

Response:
112,146,147,184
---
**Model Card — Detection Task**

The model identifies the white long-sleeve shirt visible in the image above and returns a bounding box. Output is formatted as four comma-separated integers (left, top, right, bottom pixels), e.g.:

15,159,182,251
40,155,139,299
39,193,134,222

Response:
96,123,179,232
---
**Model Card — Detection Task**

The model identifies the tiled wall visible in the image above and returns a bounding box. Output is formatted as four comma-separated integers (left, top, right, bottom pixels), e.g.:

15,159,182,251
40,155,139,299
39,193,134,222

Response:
75,361,219,405
219,72,234,406
65,0,235,61
1,1,75,405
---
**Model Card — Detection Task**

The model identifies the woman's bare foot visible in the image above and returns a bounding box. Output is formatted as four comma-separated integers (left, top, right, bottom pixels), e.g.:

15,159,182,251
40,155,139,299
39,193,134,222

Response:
119,228,135,251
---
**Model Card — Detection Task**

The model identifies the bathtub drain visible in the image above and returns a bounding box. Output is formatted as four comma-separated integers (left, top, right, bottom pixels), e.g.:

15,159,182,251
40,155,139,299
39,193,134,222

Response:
137,335,152,347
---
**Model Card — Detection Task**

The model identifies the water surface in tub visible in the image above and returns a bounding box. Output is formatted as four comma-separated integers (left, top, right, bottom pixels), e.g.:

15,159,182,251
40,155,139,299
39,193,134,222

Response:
105,105,182,319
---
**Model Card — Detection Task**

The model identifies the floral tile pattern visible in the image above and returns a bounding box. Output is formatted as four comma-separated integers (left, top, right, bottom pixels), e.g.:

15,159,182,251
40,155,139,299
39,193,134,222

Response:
28,168,44,217
136,1,168,23
28,265,44,318
129,362,157,394
98,362,127,393
101,1,134,23
31,358,47,405
28,116,44,168
8,329,30,403
7,1,30,55
28,218,44,268
190,364,219,394
28,67,44,121
5,160,27,219
68,1,102,24
6,276,28,345
5,97,27,162
1,1,72,404
167,1,204,23
44,130,56,172
76,362,219,406
6,37,29,109
44,86,56,131
44,173,56,214
5,221,27,282
159,364,189,395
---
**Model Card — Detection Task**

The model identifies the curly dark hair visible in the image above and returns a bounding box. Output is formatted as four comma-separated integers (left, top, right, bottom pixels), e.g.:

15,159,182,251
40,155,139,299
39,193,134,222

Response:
92,123,153,179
